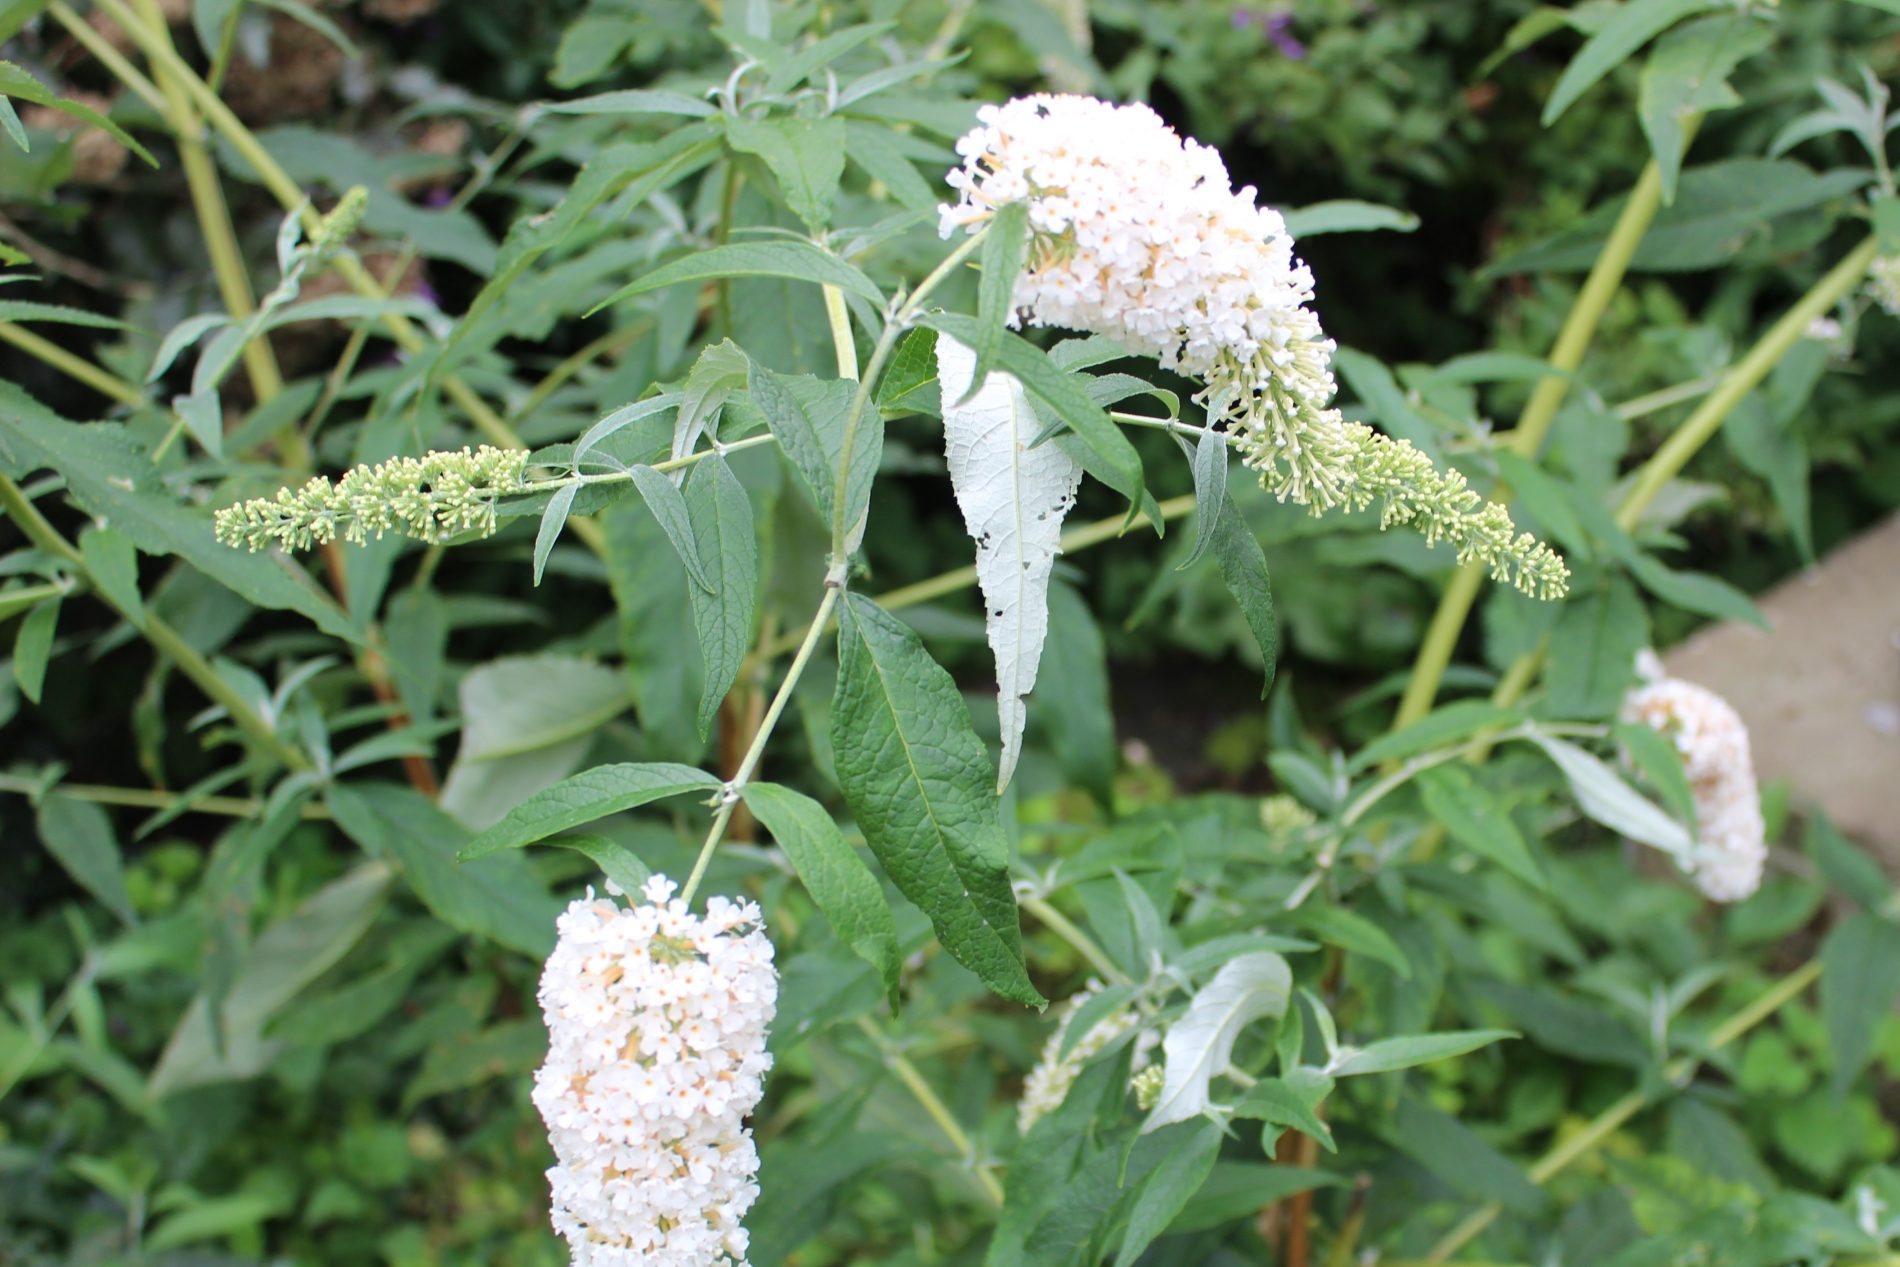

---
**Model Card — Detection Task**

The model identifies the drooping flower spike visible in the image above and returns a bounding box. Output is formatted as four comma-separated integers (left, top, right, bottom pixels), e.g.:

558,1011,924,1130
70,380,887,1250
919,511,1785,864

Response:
534,875,777,1266
214,445,530,552
939,94,1569,599
1016,979,1151,1134
1622,653,1766,903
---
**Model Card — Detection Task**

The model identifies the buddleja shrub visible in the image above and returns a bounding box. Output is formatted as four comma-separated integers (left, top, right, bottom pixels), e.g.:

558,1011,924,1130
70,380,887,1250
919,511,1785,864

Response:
5,2,1900,1265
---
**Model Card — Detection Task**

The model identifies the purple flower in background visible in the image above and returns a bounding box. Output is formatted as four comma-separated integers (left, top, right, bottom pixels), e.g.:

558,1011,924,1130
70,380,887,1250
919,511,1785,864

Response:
1230,7,1307,59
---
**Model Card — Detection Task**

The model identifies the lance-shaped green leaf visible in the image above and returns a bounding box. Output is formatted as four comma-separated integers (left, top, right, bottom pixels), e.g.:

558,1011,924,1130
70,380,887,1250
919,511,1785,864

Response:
1326,1028,1517,1077
1639,14,1774,202
672,340,750,474
531,483,579,586
542,88,718,117
1175,427,1229,574
1232,1070,1336,1154
628,463,714,593
12,592,57,704
149,864,390,1096
1280,200,1419,237
1418,765,1545,889
0,387,361,643
1143,950,1291,1130
936,335,1082,792
78,526,143,625
1546,573,1648,718
968,199,1030,395
459,762,721,858
593,241,885,315
1210,498,1277,698
1541,0,1724,126
1821,913,1900,1096
1115,1120,1224,1266
744,781,901,1007
35,794,137,926
0,60,155,164
329,782,561,958
829,593,1041,1006
683,454,757,738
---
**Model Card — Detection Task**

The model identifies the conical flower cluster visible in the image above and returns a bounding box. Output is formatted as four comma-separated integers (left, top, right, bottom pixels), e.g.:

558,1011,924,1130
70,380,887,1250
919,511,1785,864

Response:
214,445,530,552
1017,980,1147,1133
939,94,1567,598
533,876,777,1266
1622,657,1766,902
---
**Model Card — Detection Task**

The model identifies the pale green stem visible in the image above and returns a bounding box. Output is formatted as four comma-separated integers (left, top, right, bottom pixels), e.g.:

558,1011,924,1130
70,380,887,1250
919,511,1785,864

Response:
0,473,308,769
1424,959,1822,1262
855,1015,1006,1207
45,1,167,113
119,0,287,419
0,322,145,406
680,231,973,903
87,0,557,493
0,773,330,819
678,586,842,908
1480,234,1880,715
1022,895,1127,984
827,229,987,557
1109,410,1224,442
822,284,859,381
205,0,247,92
1614,375,1718,423
1392,146,1686,734
512,321,652,424
1614,236,1879,531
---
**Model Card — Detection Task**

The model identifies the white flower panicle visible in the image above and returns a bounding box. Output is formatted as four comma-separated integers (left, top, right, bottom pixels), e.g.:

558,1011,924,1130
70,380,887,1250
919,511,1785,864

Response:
533,875,777,1267
1622,656,1766,902
939,93,1567,599
1017,979,1146,1133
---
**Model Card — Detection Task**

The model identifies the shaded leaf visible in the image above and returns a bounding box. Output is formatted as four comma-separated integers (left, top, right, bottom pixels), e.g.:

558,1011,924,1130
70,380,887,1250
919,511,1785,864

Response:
459,763,721,859
35,794,136,925
683,455,758,738
1820,913,1900,1096
744,781,902,1007
595,241,885,313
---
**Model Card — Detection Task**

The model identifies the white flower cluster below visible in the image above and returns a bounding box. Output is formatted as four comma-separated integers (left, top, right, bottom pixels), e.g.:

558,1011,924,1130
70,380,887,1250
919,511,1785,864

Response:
1623,656,1767,902
533,876,777,1267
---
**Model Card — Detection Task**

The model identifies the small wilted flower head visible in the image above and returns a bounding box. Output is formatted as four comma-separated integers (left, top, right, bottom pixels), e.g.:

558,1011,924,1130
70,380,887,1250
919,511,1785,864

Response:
534,875,777,1267
1868,256,1900,317
214,445,530,552
1260,793,1317,835
938,94,1566,599
1622,654,1766,903
1017,979,1151,1133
